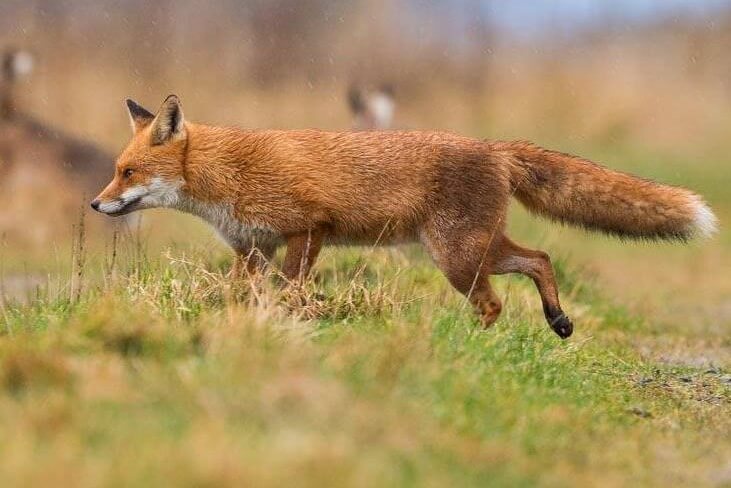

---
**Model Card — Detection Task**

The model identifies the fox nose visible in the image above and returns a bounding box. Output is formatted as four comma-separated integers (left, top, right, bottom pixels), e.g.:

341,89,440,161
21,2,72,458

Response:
90,199,101,211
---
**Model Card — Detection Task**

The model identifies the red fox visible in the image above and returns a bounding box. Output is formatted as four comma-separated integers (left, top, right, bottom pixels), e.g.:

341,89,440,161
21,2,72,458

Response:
91,95,717,338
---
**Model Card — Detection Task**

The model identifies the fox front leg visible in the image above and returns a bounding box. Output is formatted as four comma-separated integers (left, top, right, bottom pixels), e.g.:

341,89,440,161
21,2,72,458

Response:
281,229,325,284
228,244,276,280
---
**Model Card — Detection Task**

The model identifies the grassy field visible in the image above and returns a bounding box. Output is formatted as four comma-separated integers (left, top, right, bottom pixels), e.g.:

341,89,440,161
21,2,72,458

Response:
0,140,729,487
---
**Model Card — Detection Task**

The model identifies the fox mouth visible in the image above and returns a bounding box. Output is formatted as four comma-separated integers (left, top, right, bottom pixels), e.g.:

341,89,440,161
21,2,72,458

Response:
106,196,142,216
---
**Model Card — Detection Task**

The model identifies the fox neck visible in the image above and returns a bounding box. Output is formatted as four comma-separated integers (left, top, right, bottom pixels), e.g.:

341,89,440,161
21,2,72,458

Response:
170,124,271,233
166,125,283,244
177,124,256,204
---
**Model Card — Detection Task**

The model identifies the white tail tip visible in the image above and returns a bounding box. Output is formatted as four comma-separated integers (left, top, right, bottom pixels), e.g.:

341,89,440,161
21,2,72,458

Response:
691,196,718,239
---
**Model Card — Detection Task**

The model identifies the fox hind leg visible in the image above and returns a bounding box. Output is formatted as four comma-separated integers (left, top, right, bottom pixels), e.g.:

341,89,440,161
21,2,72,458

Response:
492,236,573,339
444,261,503,328
467,277,503,328
420,226,503,328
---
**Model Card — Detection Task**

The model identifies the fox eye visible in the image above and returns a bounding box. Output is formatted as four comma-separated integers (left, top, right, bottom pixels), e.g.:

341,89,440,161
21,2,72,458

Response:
122,168,134,178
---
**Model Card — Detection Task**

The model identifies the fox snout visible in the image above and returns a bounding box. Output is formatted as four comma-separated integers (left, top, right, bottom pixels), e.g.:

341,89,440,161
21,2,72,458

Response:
90,190,144,216
90,180,148,216
91,177,183,217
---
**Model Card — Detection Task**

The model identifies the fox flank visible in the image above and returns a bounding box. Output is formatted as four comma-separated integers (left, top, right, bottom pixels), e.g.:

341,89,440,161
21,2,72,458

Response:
92,95,717,338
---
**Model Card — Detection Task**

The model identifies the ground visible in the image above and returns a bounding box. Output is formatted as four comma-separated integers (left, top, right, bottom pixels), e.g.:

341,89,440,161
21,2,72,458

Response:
0,141,728,487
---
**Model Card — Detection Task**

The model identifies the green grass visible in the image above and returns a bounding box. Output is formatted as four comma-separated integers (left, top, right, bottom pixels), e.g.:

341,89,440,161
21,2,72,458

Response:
0,235,728,487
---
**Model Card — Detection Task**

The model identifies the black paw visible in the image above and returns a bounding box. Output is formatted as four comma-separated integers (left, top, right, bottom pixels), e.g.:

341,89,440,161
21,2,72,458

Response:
549,313,573,339
543,305,573,339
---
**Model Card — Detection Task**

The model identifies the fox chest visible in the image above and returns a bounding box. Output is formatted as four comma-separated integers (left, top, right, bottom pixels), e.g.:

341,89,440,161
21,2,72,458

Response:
212,213,283,251
179,199,284,251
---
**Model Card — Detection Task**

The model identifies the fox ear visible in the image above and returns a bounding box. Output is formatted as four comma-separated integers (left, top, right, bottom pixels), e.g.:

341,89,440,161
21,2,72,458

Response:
150,95,185,145
126,98,154,134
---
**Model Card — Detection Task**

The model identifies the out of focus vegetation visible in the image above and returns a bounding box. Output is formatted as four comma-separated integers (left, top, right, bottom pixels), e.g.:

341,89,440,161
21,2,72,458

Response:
2,1,731,146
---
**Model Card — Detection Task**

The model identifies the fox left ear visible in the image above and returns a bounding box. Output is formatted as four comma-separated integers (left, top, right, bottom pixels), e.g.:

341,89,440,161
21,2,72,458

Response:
126,98,155,134
150,95,186,145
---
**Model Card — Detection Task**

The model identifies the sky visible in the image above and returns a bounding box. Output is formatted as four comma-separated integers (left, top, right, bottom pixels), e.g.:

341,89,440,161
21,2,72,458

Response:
481,0,731,37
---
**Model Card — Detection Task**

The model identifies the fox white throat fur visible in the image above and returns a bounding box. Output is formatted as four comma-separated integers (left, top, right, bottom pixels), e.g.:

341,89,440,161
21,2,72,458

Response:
175,195,283,250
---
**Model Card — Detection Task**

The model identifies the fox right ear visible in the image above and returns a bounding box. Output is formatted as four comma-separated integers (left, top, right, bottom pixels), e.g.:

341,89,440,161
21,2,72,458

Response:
150,95,185,145
126,99,155,134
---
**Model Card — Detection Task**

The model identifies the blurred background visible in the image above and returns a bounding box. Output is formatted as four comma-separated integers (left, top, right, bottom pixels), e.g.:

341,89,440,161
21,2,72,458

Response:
0,0,729,345
2,1,731,142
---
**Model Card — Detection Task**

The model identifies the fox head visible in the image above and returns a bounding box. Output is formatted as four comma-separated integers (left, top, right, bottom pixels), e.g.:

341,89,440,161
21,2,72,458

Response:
91,95,187,216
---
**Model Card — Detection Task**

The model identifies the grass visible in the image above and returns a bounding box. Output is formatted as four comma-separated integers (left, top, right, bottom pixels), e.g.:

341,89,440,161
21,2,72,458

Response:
0,222,728,487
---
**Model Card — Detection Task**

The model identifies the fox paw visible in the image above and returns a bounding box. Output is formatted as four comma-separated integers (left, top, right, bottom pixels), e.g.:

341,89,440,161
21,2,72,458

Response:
549,313,573,339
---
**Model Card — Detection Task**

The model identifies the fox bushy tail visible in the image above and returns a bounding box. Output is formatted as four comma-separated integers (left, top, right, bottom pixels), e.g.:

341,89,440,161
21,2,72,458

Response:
493,140,717,240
